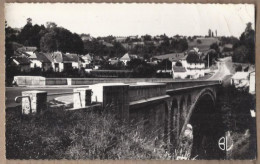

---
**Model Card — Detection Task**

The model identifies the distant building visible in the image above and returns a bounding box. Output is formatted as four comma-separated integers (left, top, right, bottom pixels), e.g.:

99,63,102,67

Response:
81,34,93,41
16,46,37,57
11,56,31,72
45,52,80,72
81,54,93,67
115,36,127,42
109,57,120,65
172,66,187,79
63,53,81,71
231,72,250,90
33,52,53,71
249,71,255,94
120,53,139,65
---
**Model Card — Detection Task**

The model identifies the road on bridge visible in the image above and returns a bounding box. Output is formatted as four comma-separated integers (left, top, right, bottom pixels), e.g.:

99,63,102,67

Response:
208,57,232,81
6,87,73,108
6,58,233,108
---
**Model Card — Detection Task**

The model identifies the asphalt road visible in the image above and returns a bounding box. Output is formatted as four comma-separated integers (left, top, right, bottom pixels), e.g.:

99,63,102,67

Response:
6,87,73,108
208,57,232,81
6,59,233,108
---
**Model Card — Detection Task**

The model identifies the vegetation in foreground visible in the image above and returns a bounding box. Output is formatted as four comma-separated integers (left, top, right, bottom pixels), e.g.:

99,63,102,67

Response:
6,106,191,160
218,85,256,159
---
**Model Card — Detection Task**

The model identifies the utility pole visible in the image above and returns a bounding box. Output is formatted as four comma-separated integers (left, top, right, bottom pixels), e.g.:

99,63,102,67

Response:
208,54,210,68
165,60,167,72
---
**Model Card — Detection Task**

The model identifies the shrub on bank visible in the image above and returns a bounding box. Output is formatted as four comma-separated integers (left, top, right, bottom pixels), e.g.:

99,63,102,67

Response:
7,106,190,159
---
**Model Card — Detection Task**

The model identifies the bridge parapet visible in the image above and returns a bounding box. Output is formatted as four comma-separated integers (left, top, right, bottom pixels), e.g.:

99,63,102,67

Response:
129,82,166,102
165,80,221,92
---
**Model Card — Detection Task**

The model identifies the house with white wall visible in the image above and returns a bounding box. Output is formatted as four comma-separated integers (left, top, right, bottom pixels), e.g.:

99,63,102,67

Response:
120,53,138,65
172,66,187,79
80,53,93,68
11,56,31,72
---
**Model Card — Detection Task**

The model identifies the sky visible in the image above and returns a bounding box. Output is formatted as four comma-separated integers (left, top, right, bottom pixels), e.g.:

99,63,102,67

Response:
5,3,255,38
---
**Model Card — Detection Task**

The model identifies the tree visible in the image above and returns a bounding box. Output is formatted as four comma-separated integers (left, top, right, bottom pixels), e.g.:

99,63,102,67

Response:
40,27,84,54
158,59,172,70
204,50,217,67
40,30,57,52
175,61,182,67
186,51,200,63
210,43,220,53
112,42,127,58
142,35,152,41
232,22,255,64
235,65,242,72
232,46,248,63
18,18,46,48
196,39,202,44
46,22,57,29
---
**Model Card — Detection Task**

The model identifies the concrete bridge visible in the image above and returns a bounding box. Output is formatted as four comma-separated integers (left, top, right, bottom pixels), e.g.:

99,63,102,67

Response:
88,80,224,159
18,79,224,159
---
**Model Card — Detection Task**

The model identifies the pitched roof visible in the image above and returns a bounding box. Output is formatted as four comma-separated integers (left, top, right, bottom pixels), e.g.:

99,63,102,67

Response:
63,53,79,62
109,59,119,65
42,53,55,62
120,53,131,61
17,46,37,52
52,51,63,63
81,54,93,62
232,72,249,80
173,66,186,72
13,57,31,65
35,52,52,63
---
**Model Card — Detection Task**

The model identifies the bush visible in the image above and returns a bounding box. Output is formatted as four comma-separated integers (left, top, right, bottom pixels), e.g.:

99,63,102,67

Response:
175,61,182,67
6,106,177,159
196,39,202,44
235,65,242,72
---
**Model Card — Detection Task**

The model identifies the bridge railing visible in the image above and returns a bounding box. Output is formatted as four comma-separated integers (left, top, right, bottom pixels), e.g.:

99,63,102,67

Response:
128,83,166,102
165,80,221,91
15,88,92,115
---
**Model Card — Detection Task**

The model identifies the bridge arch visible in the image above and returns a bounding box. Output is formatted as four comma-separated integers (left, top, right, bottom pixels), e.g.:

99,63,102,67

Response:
169,98,178,151
188,88,224,159
179,97,186,134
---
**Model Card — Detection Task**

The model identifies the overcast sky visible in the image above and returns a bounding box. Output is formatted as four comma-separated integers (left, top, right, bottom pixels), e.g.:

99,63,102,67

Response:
5,3,255,38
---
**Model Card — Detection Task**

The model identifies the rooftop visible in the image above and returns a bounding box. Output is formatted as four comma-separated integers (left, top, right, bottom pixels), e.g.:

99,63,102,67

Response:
173,66,186,72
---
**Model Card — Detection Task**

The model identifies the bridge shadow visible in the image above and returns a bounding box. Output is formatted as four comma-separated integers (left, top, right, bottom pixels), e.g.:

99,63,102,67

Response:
190,93,226,160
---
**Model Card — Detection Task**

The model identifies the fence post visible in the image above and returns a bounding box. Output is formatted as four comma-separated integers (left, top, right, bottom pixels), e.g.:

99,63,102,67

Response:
73,88,92,109
67,78,72,85
22,90,47,115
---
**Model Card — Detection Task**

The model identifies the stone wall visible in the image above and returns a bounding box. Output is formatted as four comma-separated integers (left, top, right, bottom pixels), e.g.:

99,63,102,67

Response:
14,76,46,86
14,76,174,86
45,78,67,85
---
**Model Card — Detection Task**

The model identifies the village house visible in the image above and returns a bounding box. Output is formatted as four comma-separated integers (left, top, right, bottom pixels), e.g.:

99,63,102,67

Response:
109,57,120,65
16,46,37,57
172,66,187,79
230,70,255,94
81,54,93,67
11,56,31,73
62,53,81,71
231,72,250,90
115,36,127,43
45,51,81,72
33,52,53,71
120,53,139,65
153,49,207,79
80,34,93,42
